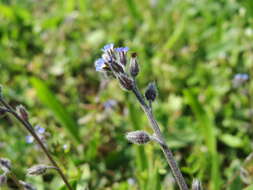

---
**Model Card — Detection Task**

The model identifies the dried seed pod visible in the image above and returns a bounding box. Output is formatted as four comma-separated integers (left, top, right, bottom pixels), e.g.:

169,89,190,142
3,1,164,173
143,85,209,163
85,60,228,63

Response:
130,53,139,77
27,165,55,176
0,158,11,173
145,82,157,102
126,130,151,144
16,105,29,121
191,179,202,190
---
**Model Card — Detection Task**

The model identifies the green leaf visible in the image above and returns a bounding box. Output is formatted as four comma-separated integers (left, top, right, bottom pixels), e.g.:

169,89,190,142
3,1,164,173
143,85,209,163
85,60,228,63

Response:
220,134,243,148
30,77,81,143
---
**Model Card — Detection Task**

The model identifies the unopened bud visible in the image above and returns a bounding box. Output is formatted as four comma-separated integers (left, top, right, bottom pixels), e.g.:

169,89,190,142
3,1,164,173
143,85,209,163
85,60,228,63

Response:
240,167,251,184
191,179,202,190
0,174,7,186
126,130,151,144
19,180,37,190
145,82,157,102
118,74,134,90
0,158,11,173
27,165,56,176
16,105,29,120
130,53,139,77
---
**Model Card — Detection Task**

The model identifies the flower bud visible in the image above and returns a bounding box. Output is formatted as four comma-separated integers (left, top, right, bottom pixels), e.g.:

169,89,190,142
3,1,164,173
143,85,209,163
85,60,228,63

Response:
19,180,37,190
0,158,11,173
118,74,134,91
16,105,29,121
191,179,202,190
130,53,139,77
145,82,157,102
126,130,151,144
0,174,7,186
27,165,55,176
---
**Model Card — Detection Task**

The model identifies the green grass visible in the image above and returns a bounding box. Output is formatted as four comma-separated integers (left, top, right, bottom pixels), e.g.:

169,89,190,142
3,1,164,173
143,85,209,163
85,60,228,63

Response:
0,0,253,189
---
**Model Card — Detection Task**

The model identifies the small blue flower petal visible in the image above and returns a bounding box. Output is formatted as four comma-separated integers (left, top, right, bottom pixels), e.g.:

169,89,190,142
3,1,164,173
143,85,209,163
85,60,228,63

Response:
115,47,129,53
102,43,114,52
95,58,106,71
26,135,34,144
241,74,249,80
35,125,45,134
122,47,129,52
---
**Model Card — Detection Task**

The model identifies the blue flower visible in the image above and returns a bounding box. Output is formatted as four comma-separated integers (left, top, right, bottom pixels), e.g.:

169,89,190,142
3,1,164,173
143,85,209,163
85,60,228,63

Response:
95,58,106,71
115,47,129,53
233,73,249,88
234,73,249,81
35,125,45,134
26,135,34,144
101,43,114,52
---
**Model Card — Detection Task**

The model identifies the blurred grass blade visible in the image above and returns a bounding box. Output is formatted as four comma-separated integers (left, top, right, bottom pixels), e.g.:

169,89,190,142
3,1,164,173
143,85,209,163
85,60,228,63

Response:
128,98,148,189
126,0,142,22
30,77,81,143
184,89,221,190
163,16,186,50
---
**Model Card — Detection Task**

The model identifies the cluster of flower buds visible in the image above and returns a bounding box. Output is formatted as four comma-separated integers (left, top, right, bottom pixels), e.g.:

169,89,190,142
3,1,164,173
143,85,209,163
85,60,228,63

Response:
126,130,151,145
95,43,140,91
232,73,249,88
27,164,56,176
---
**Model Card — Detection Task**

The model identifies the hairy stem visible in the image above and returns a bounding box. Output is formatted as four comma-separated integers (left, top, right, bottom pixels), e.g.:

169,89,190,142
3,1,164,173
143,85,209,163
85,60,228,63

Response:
131,83,189,190
0,99,73,190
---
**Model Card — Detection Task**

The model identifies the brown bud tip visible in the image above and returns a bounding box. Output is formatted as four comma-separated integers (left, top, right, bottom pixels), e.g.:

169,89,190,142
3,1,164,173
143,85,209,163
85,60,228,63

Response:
16,105,29,120
126,130,151,144
131,52,137,58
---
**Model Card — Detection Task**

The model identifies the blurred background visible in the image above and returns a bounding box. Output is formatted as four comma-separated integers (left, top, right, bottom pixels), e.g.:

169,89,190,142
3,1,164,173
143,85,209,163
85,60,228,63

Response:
0,0,253,189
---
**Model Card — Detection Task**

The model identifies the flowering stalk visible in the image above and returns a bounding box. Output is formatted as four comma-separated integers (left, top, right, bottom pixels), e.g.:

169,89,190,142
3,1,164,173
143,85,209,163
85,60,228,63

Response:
0,98,73,190
131,82,189,190
95,44,189,190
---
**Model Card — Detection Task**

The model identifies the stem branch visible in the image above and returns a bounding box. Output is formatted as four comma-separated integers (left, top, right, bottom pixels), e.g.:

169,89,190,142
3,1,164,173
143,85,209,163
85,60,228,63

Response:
0,99,73,190
132,83,189,190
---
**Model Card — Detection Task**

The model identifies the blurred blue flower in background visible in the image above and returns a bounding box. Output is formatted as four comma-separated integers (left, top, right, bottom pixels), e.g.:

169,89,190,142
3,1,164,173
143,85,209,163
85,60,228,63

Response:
233,73,249,88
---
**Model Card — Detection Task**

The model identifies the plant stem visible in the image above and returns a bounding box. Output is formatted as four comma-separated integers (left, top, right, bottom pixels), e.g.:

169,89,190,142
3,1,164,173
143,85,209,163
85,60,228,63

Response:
0,99,73,190
131,83,189,190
